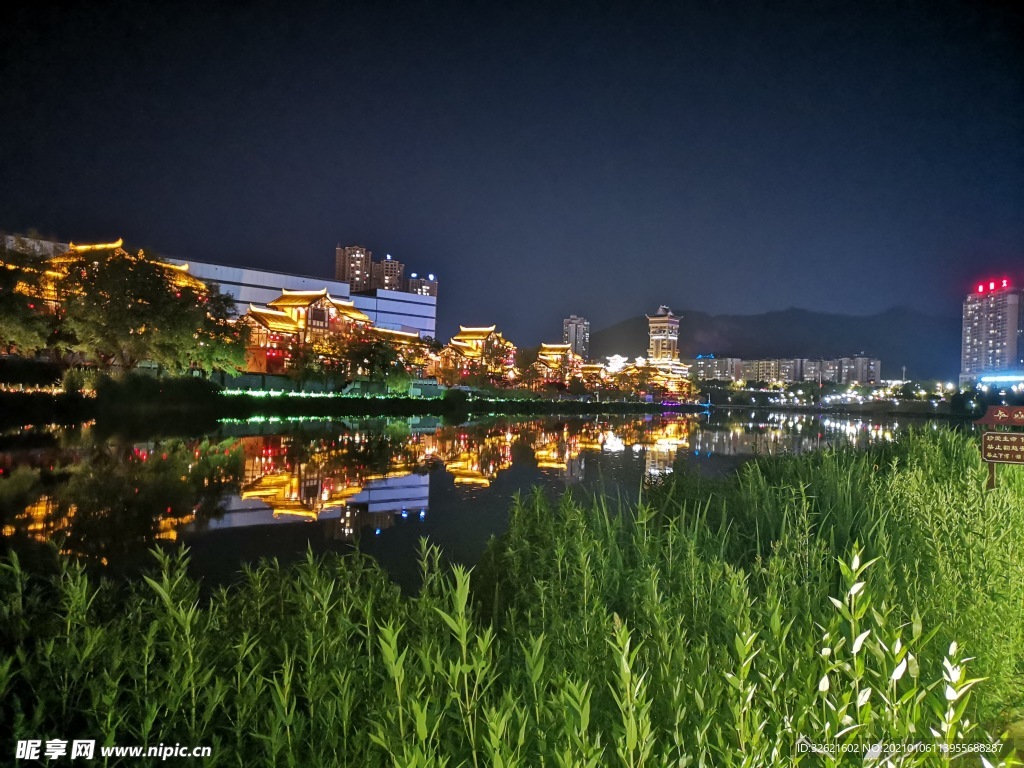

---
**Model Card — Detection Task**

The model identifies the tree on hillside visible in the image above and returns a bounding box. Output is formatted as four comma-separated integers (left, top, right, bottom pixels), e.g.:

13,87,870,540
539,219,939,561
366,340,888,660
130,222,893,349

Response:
0,246,51,354
56,247,245,373
188,290,250,373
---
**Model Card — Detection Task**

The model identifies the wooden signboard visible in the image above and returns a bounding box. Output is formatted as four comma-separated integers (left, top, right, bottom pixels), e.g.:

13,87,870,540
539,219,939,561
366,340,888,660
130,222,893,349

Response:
976,406,1024,489
980,432,1024,464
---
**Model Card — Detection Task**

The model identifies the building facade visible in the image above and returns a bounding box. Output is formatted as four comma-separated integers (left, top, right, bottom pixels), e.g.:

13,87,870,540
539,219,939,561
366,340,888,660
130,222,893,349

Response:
351,290,436,338
686,355,744,381
166,257,436,338
801,357,880,384
407,273,439,297
562,315,590,360
840,356,881,385
961,278,1023,384
687,355,880,385
371,255,405,291
741,359,781,383
165,258,352,312
241,289,372,374
334,245,373,293
779,358,804,383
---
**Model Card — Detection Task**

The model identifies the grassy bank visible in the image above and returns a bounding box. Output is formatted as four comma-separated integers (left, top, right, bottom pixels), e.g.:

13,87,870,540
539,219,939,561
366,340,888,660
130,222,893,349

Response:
0,375,683,435
2,430,1022,766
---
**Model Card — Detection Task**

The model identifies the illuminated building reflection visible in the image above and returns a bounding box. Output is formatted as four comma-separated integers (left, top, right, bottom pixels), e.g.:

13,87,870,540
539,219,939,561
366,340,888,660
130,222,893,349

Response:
1,412,934,565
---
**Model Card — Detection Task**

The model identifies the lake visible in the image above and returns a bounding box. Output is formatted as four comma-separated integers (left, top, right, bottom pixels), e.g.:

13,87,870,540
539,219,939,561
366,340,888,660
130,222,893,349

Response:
0,410,966,587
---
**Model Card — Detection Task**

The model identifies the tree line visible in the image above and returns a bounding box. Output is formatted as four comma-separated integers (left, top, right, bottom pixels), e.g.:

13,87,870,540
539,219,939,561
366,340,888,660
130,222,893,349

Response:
0,241,248,375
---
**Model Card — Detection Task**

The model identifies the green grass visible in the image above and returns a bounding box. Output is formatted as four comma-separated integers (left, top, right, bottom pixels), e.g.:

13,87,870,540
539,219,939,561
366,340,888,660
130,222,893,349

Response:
2,429,1022,766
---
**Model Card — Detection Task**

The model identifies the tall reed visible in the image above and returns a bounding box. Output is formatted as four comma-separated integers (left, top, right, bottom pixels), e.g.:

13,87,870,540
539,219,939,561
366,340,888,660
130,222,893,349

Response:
1,429,1021,765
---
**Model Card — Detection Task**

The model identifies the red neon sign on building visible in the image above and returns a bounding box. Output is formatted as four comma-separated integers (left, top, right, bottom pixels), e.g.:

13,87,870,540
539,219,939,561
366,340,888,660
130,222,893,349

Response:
976,278,1011,294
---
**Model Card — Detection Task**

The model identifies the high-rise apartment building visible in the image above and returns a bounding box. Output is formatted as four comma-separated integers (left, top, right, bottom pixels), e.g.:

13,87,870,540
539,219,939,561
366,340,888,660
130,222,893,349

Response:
335,245,373,293
741,359,781,383
802,359,841,384
647,305,679,362
407,273,439,297
779,358,804,383
562,315,590,360
686,355,743,381
961,278,1023,384
841,356,882,384
801,357,880,384
822,359,841,383
371,254,405,291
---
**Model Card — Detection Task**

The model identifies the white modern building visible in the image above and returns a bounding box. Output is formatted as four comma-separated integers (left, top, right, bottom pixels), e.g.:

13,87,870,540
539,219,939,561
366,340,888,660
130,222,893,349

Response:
166,259,352,307
168,258,437,338
353,288,437,338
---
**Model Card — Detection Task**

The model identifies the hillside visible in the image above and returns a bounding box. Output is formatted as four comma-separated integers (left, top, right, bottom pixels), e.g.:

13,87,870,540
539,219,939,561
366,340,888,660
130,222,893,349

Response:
589,307,962,380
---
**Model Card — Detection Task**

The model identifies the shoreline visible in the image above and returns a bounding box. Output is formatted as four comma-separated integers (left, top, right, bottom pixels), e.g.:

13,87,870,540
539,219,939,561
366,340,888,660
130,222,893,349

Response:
0,388,973,430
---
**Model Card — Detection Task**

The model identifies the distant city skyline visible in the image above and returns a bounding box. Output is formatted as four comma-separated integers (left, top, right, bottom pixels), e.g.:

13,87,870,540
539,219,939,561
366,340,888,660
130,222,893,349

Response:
0,230,998,380
1,2,1021,343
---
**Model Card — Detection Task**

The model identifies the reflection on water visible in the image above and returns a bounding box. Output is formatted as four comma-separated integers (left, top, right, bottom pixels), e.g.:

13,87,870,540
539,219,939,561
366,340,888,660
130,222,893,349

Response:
0,436,242,565
0,411,961,578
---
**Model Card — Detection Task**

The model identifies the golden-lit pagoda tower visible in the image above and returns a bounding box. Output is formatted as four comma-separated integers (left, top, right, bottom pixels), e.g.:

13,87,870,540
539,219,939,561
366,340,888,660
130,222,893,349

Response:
647,305,679,362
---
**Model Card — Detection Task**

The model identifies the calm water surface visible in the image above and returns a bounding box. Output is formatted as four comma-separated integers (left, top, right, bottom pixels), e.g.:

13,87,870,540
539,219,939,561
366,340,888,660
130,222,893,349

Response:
0,411,963,586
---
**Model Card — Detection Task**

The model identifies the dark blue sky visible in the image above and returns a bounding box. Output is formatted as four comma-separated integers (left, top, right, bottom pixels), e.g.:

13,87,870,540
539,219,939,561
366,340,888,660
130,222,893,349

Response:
1,0,1021,342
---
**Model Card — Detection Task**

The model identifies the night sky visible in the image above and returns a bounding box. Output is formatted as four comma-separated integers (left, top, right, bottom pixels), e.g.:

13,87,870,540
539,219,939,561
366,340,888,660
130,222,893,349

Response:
1,0,1021,343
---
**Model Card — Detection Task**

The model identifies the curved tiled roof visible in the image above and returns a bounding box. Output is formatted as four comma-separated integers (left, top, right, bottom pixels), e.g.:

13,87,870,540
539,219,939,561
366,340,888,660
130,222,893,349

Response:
327,296,371,323
374,327,421,342
266,289,372,324
452,325,497,342
244,305,301,333
267,288,330,307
